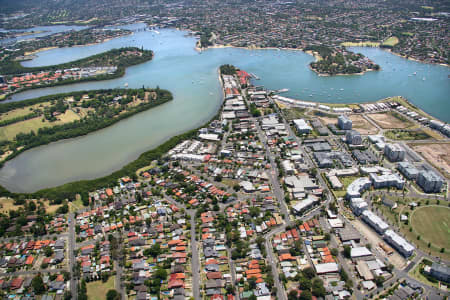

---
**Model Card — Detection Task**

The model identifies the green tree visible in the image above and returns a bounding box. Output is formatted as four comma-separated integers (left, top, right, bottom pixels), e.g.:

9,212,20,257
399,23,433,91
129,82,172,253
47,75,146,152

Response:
32,275,46,295
299,290,312,300
106,289,120,300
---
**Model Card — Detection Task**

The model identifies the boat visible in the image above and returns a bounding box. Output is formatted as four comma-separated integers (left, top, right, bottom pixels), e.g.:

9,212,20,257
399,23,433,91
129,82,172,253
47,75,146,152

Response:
423,77,426,81
413,72,417,75
124,82,128,87
273,88,289,94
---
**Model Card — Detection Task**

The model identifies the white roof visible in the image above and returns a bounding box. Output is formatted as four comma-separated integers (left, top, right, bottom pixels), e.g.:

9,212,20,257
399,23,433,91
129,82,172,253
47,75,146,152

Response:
314,262,339,274
351,246,372,258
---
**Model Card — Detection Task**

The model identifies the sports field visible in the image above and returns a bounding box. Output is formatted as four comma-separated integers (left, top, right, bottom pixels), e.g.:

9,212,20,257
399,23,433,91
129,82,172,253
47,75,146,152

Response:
411,206,450,250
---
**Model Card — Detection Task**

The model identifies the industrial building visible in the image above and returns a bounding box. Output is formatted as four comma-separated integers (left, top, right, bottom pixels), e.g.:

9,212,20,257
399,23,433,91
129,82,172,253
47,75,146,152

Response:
338,115,352,130
361,210,389,234
384,143,405,162
383,229,415,257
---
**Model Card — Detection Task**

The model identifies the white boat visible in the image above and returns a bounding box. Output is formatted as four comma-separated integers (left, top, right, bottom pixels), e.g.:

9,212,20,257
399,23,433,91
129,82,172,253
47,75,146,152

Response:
124,83,128,87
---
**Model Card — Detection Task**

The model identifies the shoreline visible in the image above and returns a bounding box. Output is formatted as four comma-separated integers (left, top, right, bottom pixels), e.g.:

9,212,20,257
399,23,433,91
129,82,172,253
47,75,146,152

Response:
196,41,449,68
22,31,134,57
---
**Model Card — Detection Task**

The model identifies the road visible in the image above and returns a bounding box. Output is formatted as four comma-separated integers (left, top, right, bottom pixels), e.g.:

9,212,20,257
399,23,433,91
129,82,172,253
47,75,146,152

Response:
68,212,77,300
189,211,200,300
0,268,66,277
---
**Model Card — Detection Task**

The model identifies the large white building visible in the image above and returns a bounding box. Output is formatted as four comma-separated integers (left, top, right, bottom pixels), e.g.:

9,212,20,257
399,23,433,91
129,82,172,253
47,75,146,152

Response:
293,119,312,134
350,198,368,216
384,229,415,257
361,210,389,234
346,177,372,199
384,143,405,162
369,173,405,190
338,115,352,130
417,170,444,193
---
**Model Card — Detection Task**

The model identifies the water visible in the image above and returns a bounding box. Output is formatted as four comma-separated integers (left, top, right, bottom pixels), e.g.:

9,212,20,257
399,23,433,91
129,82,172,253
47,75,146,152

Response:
0,26,448,192
0,25,89,45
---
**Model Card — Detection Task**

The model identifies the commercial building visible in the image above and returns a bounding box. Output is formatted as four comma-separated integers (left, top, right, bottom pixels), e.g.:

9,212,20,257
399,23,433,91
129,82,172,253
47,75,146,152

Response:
346,177,371,199
293,119,312,134
361,210,389,234
338,115,352,130
384,143,405,162
383,229,414,257
417,170,444,193
346,130,362,145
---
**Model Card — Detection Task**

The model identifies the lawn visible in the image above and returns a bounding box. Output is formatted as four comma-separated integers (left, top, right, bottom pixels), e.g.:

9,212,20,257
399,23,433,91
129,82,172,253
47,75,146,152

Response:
0,110,80,141
382,37,399,47
411,206,450,250
86,276,116,300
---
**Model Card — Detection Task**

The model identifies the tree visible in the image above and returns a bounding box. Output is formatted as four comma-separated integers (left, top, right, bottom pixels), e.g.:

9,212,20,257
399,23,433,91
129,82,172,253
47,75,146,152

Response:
343,245,351,258
288,290,298,300
299,277,311,290
374,275,384,287
302,267,315,279
106,290,120,300
312,278,326,297
32,275,46,294
299,290,312,300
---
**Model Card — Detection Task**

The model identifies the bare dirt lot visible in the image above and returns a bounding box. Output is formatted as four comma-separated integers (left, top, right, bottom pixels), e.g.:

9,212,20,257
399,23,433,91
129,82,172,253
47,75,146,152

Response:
318,116,338,126
368,112,412,129
410,143,450,178
349,115,379,135
350,219,406,270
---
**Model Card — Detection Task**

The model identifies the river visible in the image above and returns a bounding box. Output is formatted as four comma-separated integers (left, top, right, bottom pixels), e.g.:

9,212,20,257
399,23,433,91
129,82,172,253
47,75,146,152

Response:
0,23,448,192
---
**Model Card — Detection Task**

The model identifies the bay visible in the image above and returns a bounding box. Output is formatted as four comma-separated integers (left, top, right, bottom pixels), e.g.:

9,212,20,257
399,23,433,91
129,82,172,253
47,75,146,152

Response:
0,25,448,192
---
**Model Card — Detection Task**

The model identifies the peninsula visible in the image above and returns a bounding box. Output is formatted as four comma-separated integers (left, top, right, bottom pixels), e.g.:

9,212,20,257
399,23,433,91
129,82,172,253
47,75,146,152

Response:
0,47,153,99
0,87,172,165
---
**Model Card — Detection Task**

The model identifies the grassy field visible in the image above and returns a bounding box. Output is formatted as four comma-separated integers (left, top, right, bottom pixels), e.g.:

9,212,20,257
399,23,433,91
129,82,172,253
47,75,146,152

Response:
0,197,63,214
377,196,450,260
384,129,431,141
0,102,51,122
0,110,80,141
411,206,450,250
282,107,308,120
86,276,115,300
382,37,399,47
341,41,380,47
